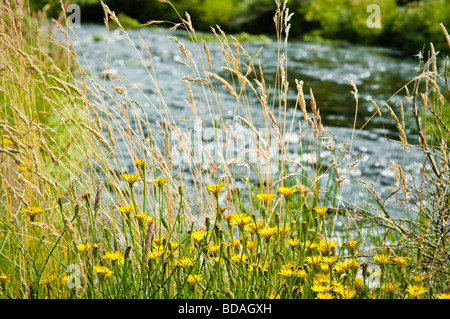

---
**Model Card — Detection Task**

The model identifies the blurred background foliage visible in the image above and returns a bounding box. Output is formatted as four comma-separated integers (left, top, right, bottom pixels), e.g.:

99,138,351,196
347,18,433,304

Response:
30,0,450,55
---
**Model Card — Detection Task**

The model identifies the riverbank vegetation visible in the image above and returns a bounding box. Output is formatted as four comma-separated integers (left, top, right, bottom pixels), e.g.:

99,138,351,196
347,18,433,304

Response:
30,0,450,56
1,0,450,299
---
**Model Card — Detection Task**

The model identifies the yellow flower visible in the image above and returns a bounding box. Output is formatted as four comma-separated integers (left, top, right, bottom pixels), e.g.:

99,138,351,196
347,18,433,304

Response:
191,230,207,244
187,274,203,286
207,244,221,254
102,251,125,264
392,256,406,268
77,242,93,253
229,239,241,249
343,240,357,249
39,275,56,286
135,212,154,225
122,173,140,186
437,293,450,299
94,265,114,279
322,256,339,265
154,177,168,189
315,292,334,299
248,262,269,272
246,240,258,251
206,183,224,195
278,225,291,235
287,238,300,248
148,250,165,260
305,255,322,267
118,205,135,216
244,220,264,233
335,286,357,299
406,284,428,299
318,239,337,255
303,240,317,250
228,213,253,228
0,273,11,284
277,186,297,198
383,283,400,294
294,268,308,279
315,206,328,216
230,254,247,264
258,226,278,239
256,193,276,205
312,284,331,294
266,293,281,299
176,257,194,268
21,207,43,221
412,274,426,283
373,253,391,267
135,158,145,169
279,263,296,278
1,137,14,147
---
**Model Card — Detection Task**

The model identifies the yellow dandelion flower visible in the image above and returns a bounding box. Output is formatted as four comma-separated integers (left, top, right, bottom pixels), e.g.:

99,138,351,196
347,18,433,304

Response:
187,274,203,286
266,293,281,299
21,207,43,221
392,256,406,268
230,254,247,264
278,225,291,235
135,158,145,169
1,137,14,147
383,283,401,294
244,220,264,233
318,239,337,255
436,293,450,299
343,240,357,249
246,240,258,251
279,263,297,278
287,238,300,248
206,183,224,195
315,292,334,299
122,173,140,186
229,240,241,249
406,284,428,299
0,273,11,284
154,177,168,189
148,250,165,260
256,193,276,205
312,284,331,294
305,255,322,267
117,205,135,216
373,253,391,267
229,213,253,228
248,262,269,272
303,240,317,250
294,268,308,279
39,275,56,286
102,251,125,264
277,186,297,198
413,275,426,283
191,230,207,244
208,244,221,254
77,242,93,253
322,256,339,265
336,287,357,299
258,226,278,239
176,257,194,268
94,265,114,279
315,206,329,216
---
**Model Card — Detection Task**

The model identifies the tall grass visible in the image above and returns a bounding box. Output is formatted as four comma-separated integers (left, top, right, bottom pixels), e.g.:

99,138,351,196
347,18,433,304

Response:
0,0,449,299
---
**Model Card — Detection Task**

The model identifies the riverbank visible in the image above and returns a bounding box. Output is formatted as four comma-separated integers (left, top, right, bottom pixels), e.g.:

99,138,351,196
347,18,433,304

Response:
1,1,450,299
31,0,450,57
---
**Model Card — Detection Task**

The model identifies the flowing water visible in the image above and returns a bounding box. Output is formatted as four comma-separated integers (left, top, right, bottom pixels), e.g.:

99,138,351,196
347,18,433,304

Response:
71,24,425,219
